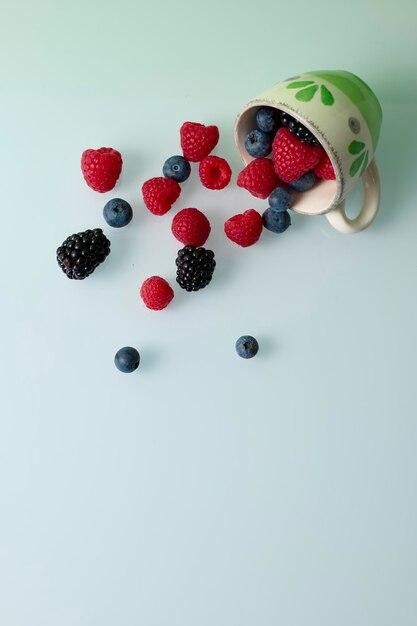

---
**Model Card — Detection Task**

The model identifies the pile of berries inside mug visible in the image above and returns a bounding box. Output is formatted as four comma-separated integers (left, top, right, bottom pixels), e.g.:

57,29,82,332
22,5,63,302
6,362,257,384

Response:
235,69,382,234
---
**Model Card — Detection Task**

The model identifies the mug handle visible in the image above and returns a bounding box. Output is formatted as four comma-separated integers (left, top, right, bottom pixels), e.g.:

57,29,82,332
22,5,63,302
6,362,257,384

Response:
325,159,380,234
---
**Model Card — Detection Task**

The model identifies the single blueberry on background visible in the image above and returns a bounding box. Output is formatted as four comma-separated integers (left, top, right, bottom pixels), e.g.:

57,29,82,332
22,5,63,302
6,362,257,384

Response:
256,106,277,133
163,155,191,182
103,198,133,228
114,346,140,373
235,335,259,359
268,187,292,212
244,129,272,158
262,208,291,234
290,170,316,192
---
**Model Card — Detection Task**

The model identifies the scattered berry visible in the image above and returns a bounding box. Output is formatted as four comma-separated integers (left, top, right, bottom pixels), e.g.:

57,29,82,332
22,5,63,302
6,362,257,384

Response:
237,158,279,199
235,335,259,359
103,198,133,228
114,346,140,373
140,276,174,310
224,209,263,247
176,246,216,291
256,106,278,133
268,186,292,212
56,228,110,280
142,177,181,216
262,208,291,233
314,153,336,179
244,129,272,158
272,128,323,183
163,155,191,182
81,147,122,193
180,122,219,162
280,111,320,146
290,170,316,192
172,208,211,247
199,155,232,190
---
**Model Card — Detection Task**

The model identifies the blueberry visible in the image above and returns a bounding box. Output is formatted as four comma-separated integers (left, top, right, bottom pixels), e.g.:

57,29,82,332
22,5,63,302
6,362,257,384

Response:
235,335,259,359
103,198,133,228
290,170,316,192
244,129,272,158
256,106,277,133
262,208,291,233
163,155,191,182
268,187,292,212
114,346,140,373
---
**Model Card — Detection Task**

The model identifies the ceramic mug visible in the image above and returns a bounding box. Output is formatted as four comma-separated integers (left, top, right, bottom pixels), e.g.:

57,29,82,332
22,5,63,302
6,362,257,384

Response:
234,70,382,233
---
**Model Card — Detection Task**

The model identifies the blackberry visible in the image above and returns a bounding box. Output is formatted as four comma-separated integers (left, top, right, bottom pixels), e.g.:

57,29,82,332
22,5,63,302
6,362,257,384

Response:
175,245,216,291
56,228,111,279
280,110,321,146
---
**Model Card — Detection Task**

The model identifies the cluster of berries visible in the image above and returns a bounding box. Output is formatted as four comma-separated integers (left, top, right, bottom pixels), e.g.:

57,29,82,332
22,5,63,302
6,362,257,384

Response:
56,107,337,371
222,106,337,247
139,121,236,310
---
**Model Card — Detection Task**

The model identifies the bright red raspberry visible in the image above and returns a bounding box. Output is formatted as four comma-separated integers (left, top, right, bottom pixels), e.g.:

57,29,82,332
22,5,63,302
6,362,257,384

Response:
272,128,323,183
81,147,122,193
142,177,181,216
224,209,263,247
199,155,232,190
313,152,336,179
237,158,279,199
140,276,174,310
180,122,219,162
171,208,211,247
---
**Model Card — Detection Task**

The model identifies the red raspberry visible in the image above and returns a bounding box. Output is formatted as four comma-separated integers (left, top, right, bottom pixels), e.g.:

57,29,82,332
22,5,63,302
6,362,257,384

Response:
180,122,219,162
140,276,174,310
224,209,263,247
272,128,323,183
142,177,181,216
314,153,336,179
237,158,279,199
171,208,211,247
199,155,232,190
81,147,122,193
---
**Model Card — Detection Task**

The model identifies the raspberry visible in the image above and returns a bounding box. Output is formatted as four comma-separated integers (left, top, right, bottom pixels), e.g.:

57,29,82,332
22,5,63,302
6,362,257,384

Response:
224,209,263,247
314,153,336,179
272,128,323,183
81,147,122,193
237,158,279,199
199,156,232,190
142,177,181,216
171,208,211,247
140,276,174,310
180,122,219,162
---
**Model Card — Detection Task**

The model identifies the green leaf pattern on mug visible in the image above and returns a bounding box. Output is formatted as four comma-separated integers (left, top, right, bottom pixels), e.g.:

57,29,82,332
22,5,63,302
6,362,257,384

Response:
348,140,369,177
295,85,319,102
349,140,365,154
286,80,335,106
320,84,334,106
286,80,315,89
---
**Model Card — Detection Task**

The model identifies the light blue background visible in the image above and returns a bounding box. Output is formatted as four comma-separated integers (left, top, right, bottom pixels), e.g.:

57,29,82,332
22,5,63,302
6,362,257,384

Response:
1,1,417,624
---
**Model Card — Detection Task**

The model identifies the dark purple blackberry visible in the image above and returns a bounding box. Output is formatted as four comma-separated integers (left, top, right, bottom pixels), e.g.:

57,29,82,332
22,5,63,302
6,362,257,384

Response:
279,111,321,147
175,246,216,292
56,228,111,279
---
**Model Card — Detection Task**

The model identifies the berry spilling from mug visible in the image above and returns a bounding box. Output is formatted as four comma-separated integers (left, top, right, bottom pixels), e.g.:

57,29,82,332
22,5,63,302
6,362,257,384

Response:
242,106,336,186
